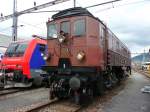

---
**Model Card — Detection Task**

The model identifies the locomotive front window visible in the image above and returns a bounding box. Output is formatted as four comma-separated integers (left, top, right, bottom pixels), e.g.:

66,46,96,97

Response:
5,43,28,57
60,21,70,34
74,19,85,36
48,24,57,38
16,43,28,54
5,43,18,56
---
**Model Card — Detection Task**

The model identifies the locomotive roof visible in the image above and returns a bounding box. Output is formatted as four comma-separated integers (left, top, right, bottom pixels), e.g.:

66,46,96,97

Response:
52,7,95,20
52,7,106,28
52,7,130,53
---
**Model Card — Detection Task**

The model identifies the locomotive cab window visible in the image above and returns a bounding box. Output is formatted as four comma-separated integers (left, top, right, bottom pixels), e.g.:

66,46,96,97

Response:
16,43,28,54
47,24,57,39
39,44,46,52
5,43,28,57
73,19,85,36
61,21,70,34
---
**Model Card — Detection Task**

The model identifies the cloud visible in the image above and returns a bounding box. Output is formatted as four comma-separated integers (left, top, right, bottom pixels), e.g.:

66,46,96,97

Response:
96,1,150,54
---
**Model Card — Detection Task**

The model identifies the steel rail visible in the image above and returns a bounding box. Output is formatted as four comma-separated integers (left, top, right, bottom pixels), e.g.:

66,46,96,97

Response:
0,89,20,96
25,99,59,112
25,99,81,112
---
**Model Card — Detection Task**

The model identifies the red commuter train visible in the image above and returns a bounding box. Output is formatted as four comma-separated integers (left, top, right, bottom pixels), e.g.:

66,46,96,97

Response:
42,7,131,104
0,38,47,88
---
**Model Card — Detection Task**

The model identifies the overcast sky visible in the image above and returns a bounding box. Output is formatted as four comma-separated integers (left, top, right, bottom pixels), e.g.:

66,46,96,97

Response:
0,0,150,56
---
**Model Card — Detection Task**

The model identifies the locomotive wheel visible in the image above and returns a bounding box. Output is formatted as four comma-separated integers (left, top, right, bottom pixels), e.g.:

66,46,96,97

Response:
96,72,104,96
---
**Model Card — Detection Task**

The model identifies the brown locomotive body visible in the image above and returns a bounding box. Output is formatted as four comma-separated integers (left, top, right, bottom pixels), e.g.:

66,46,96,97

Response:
43,7,131,104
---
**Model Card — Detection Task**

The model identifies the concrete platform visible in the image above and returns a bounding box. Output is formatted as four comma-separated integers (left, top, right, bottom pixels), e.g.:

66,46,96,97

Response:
102,72,150,112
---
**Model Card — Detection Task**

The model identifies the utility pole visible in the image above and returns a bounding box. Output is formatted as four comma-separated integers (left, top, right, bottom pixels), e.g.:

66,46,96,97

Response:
12,0,18,41
73,0,76,7
0,0,70,41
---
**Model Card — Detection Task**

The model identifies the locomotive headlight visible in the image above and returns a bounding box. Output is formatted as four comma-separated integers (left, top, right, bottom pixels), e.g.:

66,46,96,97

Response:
41,53,44,56
76,51,85,61
43,56,48,60
41,53,47,60
42,53,51,61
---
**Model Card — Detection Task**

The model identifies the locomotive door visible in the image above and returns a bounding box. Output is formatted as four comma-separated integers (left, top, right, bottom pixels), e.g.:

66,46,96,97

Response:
59,21,71,58
100,24,108,70
104,27,108,69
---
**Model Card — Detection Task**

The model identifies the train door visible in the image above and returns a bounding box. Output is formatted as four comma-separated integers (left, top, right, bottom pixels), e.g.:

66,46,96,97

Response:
59,20,71,58
99,23,108,70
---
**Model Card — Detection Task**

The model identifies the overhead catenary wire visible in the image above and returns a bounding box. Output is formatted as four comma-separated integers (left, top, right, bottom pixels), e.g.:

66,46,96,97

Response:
26,0,149,14
94,0,149,13
19,20,44,30
27,10,61,13
0,0,149,20
85,0,123,9
26,0,124,13
0,0,71,22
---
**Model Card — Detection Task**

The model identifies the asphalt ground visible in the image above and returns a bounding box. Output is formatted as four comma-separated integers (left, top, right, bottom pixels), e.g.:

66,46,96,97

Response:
0,88,49,112
102,72,150,112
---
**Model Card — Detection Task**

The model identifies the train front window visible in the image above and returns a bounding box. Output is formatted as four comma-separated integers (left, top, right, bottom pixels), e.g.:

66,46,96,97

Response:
15,43,28,55
5,43,28,57
60,21,70,34
74,19,85,36
5,43,18,56
47,24,57,39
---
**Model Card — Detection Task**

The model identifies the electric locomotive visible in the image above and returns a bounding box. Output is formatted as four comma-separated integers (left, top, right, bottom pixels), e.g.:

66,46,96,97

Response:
42,7,131,104
0,37,47,88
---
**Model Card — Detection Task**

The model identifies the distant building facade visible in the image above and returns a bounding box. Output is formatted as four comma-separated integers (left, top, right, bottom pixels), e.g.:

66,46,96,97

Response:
0,34,26,53
142,62,150,70
0,34,12,53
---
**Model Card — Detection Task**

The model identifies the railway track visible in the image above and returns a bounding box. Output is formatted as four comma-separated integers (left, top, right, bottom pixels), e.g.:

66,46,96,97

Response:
0,88,21,96
0,87,45,100
24,99,82,112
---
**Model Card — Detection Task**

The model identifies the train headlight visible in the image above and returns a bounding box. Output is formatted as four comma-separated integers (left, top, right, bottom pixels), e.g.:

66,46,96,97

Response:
76,51,85,61
42,53,51,61
41,53,44,57
43,56,48,60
